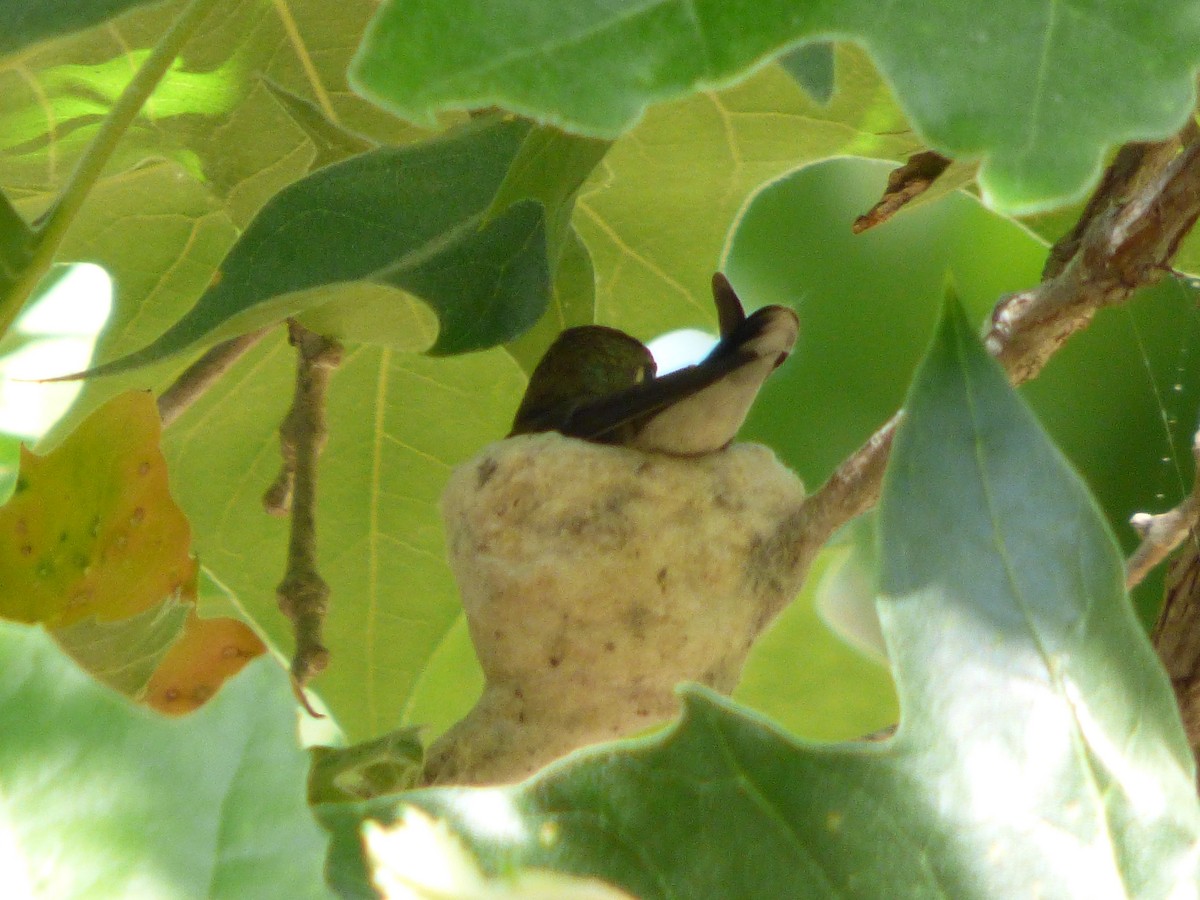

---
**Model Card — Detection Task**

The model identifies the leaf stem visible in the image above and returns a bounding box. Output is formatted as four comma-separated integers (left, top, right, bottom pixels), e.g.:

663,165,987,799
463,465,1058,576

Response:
0,0,225,338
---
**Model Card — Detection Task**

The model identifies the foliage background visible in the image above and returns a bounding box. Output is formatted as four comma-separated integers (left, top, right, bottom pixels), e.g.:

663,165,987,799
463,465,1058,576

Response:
2,0,1200,896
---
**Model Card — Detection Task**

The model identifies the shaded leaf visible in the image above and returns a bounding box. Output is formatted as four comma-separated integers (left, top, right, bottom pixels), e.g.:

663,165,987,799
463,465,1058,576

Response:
777,42,835,104
351,0,1200,213
0,191,33,278
144,609,267,714
0,620,331,898
73,116,551,374
0,391,194,627
0,0,165,56
308,728,424,804
322,300,1200,897
51,592,190,697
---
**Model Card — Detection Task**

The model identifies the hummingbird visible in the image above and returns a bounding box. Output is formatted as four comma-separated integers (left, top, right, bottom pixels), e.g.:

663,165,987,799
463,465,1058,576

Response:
509,273,799,456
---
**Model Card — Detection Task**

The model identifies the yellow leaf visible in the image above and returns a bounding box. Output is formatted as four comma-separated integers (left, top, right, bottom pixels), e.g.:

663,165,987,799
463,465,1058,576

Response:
0,391,195,627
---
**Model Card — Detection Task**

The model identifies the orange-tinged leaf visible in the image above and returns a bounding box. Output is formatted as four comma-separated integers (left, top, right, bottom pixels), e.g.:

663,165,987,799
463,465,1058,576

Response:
144,611,266,715
0,391,196,628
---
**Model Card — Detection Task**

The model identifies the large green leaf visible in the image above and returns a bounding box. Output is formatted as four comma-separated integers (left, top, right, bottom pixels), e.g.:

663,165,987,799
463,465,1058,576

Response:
0,0,166,56
161,333,525,741
321,300,1199,898
352,0,1200,214
0,620,330,898
76,116,550,374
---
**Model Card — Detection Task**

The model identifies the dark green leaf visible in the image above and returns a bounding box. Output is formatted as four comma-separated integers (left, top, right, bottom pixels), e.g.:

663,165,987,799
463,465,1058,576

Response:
0,620,331,897
488,124,610,261
0,191,33,280
351,0,1200,213
0,0,166,56
73,116,551,373
320,300,1200,897
308,728,424,804
778,42,835,104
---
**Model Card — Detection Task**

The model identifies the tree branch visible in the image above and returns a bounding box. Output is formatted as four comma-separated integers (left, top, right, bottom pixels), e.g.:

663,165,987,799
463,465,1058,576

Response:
1127,429,1200,590
1151,535,1200,784
790,120,1200,575
157,327,274,428
268,320,343,685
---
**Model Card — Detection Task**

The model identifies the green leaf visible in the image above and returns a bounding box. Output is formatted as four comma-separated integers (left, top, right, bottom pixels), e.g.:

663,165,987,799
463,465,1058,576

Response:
308,728,424,804
351,0,1200,213
877,296,1198,891
51,592,189,697
0,191,33,278
321,300,1200,897
777,42,835,105
0,620,331,898
75,116,551,375
0,0,165,56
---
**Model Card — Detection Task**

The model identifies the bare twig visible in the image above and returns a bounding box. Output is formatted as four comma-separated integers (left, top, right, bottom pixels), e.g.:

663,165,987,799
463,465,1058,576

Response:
790,120,1200,571
270,320,343,686
987,119,1200,383
1127,430,1200,589
853,151,952,234
157,327,274,428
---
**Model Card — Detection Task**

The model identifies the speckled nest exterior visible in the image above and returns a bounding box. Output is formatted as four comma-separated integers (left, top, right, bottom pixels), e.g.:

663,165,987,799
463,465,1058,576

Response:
427,433,806,785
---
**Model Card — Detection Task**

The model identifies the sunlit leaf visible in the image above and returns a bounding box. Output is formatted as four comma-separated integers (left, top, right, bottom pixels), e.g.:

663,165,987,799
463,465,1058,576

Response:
0,391,194,627
573,50,919,344
143,609,267,715
162,334,526,741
